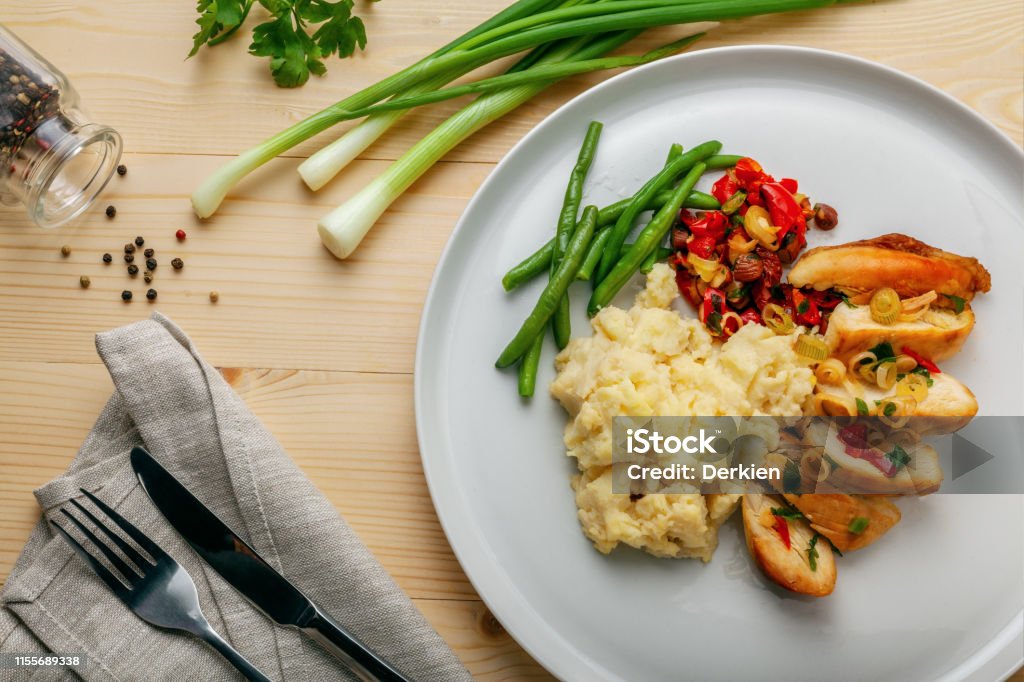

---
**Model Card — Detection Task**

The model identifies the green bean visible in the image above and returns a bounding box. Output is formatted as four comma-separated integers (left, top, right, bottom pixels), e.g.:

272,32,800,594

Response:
551,121,603,349
589,163,705,315
705,154,744,169
497,205,598,368
640,145,682,275
517,332,545,397
502,237,554,291
595,140,721,283
665,142,683,165
576,228,611,281
501,189,717,293
596,189,718,227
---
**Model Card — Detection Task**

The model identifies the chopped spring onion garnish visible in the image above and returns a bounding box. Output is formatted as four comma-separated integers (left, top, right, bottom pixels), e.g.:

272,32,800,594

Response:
869,287,901,325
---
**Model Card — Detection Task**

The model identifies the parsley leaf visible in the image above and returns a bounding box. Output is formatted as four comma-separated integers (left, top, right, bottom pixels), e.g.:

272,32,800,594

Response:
910,366,934,387
190,0,251,58
191,0,376,87
885,444,911,471
705,310,723,335
771,506,804,520
848,516,870,534
867,341,895,361
943,294,966,314
783,460,801,494
883,401,897,417
855,398,869,416
839,293,857,309
796,298,809,314
808,534,820,572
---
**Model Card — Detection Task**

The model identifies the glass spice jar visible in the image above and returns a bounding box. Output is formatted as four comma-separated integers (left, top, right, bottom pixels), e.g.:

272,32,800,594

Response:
0,25,122,228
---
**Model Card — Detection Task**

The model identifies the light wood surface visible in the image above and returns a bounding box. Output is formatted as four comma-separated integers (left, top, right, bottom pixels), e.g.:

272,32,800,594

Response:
0,1,1021,679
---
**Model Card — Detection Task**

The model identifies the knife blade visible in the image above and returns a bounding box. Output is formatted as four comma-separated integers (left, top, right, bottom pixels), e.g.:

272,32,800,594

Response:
130,446,409,682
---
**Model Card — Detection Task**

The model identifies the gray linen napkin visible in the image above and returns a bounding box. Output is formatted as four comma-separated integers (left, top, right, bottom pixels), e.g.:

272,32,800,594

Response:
0,313,471,682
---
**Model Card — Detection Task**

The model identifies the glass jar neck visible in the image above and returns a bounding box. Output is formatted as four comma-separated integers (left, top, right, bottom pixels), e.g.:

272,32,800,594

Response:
3,106,121,228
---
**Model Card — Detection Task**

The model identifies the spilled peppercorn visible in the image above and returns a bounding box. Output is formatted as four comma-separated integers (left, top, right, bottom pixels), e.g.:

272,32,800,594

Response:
105,205,116,218
127,264,139,276
102,253,112,263
121,290,132,301
60,245,71,257
116,164,127,176
146,289,157,301
171,257,183,270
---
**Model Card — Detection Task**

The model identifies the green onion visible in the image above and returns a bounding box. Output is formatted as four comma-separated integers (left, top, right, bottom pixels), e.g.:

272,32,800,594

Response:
848,516,870,534
192,0,837,219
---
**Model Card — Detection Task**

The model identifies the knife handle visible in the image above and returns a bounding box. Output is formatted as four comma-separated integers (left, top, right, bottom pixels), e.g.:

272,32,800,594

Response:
301,606,411,682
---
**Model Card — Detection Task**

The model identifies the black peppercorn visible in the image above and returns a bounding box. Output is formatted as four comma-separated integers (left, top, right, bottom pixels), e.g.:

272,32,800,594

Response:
105,205,116,218
124,243,135,254
121,290,132,301
134,236,144,247
124,253,134,263
102,253,112,263
146,258,157,270
128,264,139,276
146,289,157,301
143,248,154,258
171,257,183,270
116,164,127,176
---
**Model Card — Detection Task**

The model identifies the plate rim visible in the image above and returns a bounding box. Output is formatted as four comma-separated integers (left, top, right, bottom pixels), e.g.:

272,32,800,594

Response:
414,44,1024,682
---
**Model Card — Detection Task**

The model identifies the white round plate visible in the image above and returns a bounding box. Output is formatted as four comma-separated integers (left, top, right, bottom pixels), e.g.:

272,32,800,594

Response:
415,46,1024,682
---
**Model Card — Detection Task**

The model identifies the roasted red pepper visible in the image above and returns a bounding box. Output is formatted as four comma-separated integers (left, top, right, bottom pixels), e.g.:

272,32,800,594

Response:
838,424,899,477
700,287,728,335
772,515,792,550
805,288,844,311
790,289,821,327
687,235,718,259
680,210,728,242
739,307,763,326
761,182,806,242
780,177,798,194
711,173,739,204
734,157,768,187
901,347,942,374
674,266,701,308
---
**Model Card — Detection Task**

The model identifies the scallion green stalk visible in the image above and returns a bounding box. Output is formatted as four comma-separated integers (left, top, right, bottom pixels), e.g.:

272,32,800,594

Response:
318,31,643,258
193,0,835,218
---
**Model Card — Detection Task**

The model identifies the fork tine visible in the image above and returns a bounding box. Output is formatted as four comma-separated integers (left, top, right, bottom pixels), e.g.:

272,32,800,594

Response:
68,498,153,570
79,488,167,561
60,509,142,586
51,521,131,600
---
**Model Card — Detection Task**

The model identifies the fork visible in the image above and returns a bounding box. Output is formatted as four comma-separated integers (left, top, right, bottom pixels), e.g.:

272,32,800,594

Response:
52,488,272,682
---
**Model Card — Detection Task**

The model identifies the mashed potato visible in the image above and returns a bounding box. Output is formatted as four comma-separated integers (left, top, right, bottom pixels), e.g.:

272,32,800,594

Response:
551,264,815,560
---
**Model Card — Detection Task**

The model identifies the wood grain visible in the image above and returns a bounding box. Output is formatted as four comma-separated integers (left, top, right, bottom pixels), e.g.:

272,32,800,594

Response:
0,0,1020,678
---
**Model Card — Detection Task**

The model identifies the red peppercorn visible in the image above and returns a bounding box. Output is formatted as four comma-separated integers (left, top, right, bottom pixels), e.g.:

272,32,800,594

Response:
175,229,186,241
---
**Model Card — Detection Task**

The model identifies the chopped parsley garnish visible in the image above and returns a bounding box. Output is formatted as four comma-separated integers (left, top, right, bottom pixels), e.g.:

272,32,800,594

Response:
771,506,805,520
727,284,749,300
856,398,869,416
882,401,897,417
839,293,857,309
868,341,896,361
706,311,723,335
943,294,966,314
808,534,820,572
783,459,801,494
796,299,810,314
848,516,870,534
911,366,934,387
885,444,911,471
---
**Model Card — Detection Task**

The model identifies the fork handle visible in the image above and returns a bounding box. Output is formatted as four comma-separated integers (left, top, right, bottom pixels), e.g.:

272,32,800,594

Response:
197,627,273,682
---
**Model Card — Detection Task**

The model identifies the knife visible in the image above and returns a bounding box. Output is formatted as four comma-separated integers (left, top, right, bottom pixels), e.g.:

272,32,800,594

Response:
130,446,410,682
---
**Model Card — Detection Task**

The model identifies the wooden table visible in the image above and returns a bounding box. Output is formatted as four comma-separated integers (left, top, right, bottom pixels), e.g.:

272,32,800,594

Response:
1,1,1021,678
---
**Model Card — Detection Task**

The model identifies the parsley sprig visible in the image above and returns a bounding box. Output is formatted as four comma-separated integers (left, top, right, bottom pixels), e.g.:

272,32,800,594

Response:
190,0,378,87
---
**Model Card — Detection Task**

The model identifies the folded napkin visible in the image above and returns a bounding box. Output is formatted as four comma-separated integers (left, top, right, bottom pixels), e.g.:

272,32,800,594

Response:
0,313,471,681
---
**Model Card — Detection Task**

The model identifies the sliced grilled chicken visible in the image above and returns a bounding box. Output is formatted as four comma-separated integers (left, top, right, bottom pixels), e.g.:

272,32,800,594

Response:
782,493,901,553
823,302,974,363
788,234,991,303
742,494,836,597
822,427,943,495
